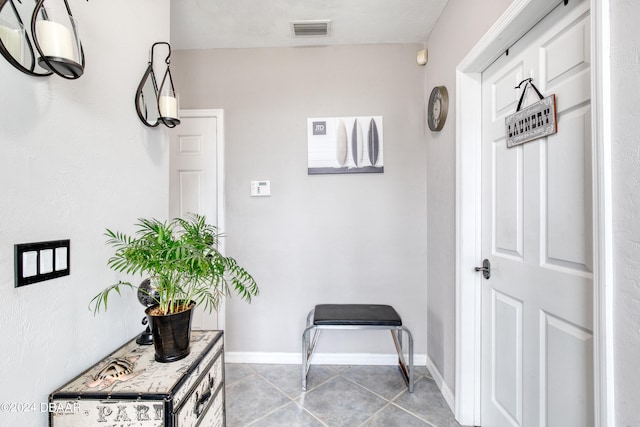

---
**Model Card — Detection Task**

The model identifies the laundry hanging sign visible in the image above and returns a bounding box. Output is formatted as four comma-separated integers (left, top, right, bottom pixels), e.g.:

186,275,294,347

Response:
505,79,557,148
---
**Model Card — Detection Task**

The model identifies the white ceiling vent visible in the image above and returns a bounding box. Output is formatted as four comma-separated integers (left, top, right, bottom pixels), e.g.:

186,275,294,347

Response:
291,20,331,37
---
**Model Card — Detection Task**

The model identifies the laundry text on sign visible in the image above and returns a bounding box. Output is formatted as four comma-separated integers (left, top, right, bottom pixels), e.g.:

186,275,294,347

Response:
505,94,557,148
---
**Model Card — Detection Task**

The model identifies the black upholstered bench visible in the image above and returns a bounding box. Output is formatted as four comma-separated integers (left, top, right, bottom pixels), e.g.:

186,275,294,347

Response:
302,304,414,392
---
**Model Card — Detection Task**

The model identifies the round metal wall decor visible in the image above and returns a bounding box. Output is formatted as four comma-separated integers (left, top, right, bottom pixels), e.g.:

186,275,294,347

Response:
428,85,449,132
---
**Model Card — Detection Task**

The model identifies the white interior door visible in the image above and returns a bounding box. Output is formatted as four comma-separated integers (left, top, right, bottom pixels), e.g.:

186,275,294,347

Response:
480,1,593,425
169,111,220,330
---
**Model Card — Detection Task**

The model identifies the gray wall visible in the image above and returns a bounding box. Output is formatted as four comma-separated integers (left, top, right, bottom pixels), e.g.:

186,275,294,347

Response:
611,0,640,424
0,1,170,426
173,45,428,356
423,0,512,393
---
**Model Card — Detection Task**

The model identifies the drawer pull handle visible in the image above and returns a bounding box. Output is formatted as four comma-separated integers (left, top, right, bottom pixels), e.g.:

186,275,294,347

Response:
194,374,214,417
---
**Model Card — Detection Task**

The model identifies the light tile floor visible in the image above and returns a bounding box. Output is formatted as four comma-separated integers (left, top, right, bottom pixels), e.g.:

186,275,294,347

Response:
225,364,462,427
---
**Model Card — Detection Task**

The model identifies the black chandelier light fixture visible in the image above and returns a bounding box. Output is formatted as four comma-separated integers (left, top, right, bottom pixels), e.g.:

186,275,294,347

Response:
135,42,181,128
0,0,87,79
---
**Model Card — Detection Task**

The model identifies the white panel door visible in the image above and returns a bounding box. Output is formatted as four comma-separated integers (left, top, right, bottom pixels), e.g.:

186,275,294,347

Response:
480,1,593,426
169,116,218,223
169,114,218,330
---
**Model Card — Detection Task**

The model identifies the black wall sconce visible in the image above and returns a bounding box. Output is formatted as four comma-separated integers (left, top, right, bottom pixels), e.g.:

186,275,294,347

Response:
0,0,87,79
135,42,180,128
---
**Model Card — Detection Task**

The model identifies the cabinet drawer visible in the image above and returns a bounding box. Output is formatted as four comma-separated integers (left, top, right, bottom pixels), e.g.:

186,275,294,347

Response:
175,351,223,426
195,388,224,427
173,336,224,408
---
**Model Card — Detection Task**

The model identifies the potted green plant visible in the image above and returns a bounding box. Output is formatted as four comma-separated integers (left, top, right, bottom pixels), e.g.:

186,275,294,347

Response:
91,213,258,362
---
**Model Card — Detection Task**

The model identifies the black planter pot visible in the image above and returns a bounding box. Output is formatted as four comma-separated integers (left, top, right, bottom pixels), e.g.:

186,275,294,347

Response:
146,301,195,363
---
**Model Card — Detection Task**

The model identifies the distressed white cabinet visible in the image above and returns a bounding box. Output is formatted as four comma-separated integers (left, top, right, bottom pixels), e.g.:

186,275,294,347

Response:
49,331,224,427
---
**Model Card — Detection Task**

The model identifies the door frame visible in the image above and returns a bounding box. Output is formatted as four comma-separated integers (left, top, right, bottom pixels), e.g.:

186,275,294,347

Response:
454,0,613,426
177,108,227,329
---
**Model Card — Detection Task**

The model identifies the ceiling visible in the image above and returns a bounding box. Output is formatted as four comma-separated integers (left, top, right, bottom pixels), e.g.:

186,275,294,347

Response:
170,0,450,50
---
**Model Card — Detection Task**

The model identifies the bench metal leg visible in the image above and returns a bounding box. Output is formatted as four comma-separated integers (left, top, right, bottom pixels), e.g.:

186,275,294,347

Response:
302,309,318,391
391,326,414,392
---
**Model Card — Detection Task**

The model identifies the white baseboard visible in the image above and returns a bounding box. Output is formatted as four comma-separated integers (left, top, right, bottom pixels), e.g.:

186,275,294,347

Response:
225,352,428,366
426,355,456,414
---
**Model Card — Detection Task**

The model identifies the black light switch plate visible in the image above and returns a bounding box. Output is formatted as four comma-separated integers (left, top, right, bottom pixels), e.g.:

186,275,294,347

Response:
14,240,70,287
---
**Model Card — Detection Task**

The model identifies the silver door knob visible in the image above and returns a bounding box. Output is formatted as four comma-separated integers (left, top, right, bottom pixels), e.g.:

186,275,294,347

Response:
475,259,491,279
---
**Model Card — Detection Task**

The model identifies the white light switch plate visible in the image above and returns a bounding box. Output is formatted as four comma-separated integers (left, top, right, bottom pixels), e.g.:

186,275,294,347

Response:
251,180,271,197
14,239,71,287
